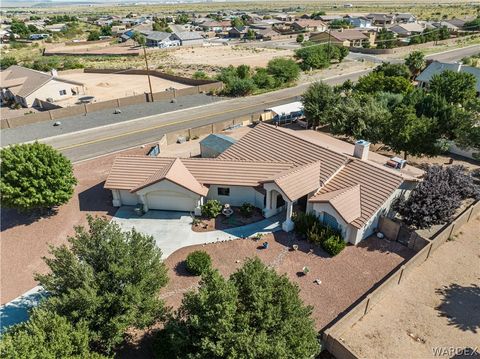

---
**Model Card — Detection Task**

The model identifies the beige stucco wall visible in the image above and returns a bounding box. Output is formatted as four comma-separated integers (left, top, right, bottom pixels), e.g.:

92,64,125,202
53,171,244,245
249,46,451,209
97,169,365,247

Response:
25,79,80,107
207,185,264,208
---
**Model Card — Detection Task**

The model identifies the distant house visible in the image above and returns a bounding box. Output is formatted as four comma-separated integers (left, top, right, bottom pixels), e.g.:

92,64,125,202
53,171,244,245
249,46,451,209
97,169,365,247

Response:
111,25,127,35
291,19,327,33
366,13,395,26
144,31,179,48
0,65,85,108
416,61,480,95
395,13,417,23
199,20,231,32
389,23,425,37
310,29,373,47
431,21,459,32
252,27,280,40
445,18,467,29
344,16,373,28
120,29,134,42
317,15,343,23
171,31,204,46
200,134,237,158
44,23,66,32
228,26,248,38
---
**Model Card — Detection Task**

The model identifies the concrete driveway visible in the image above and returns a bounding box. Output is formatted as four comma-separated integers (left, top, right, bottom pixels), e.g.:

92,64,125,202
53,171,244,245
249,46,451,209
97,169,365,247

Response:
112,206,284,258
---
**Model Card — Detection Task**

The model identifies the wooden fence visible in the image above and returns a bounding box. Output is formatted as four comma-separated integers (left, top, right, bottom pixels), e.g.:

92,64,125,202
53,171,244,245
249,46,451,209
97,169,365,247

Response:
1,69,223,130
322,200,480,359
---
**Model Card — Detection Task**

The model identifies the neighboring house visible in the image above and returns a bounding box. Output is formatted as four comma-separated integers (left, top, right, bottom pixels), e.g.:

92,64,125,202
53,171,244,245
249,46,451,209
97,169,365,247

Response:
416,61,480,94
228,26,248,38
105,123,423,245
310,29,373,47
44,23,66,32
266,101,304,124
317,15,343,23
144,31,179,48
344,16,373,28
199,20,232,32
0,65,84,107
291,19,327,33
120,29,134,42
171,31,204,46
431,21,459,32
200,134,237,158
366,13,395,26
395,13,417,23
388,23,425,37
445,18,467,29
252,27,280,40
111,25,127,35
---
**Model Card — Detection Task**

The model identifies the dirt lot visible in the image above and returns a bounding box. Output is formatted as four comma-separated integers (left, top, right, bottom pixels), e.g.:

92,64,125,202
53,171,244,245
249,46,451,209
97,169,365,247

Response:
45,42,141,56
169,45,294,68
161,233,413,331
58,71,191,104
340,216,480,359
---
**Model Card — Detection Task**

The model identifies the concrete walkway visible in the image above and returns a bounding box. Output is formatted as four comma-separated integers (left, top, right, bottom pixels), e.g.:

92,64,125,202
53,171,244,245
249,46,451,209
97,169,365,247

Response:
112,206,285,258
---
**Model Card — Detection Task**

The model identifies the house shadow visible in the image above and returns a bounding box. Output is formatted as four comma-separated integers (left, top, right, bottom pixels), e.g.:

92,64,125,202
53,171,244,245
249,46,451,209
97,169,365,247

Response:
1,207,58,232
435,283,480,334
77,181,116,216
356,235,414,260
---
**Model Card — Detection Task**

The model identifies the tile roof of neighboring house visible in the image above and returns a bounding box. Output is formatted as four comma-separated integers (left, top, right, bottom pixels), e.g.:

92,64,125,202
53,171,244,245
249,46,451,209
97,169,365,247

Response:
200,133,236,153
292,19,327,28
445,18,467,28
309,184,361,223
143,31,171,41
263,161,322,201
0,65,84,98
416,61,480,92
218,122,347,182
366,13,395,21
329,29,369,41
132,158,209,196
310,159,403,228
389,23,425,34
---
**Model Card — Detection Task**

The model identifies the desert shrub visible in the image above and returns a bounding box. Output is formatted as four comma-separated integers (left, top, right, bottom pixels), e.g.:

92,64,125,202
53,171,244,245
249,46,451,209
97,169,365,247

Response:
192,70,208,79
239,202,254,218
0,57,17,70
185,250,212,275
201,199,222,218
321,235,346,256
292,212,321,236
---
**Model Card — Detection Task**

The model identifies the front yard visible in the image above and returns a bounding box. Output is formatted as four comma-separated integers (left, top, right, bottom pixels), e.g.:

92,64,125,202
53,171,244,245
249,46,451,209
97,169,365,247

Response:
192,206,264,232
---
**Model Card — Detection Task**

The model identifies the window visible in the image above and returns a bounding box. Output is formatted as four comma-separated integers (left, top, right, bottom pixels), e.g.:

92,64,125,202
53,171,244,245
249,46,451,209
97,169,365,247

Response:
217,187,230,196
59,89,67,96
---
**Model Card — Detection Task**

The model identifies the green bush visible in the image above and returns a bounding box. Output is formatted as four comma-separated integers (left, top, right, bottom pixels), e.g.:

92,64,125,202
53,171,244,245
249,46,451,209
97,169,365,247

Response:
201,200,222,218
0,56,17,70
185,250,212,275
193,70,208,79
321,235,346,256
239,202,254,218
292,212,321,236
252,68,276,89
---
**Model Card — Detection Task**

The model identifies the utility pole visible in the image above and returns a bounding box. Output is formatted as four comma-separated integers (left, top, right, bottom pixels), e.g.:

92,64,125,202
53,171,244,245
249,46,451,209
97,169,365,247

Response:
143,45,154,102
327,28,331,62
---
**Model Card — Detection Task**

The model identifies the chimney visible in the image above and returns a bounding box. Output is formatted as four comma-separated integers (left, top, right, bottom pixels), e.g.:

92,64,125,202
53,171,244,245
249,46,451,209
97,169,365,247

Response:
50,69,58,77
354,140,370,160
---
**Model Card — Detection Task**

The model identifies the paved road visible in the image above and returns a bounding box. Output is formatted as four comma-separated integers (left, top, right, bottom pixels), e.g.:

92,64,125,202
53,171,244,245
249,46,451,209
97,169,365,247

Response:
42,69,370,162
425,44,479,62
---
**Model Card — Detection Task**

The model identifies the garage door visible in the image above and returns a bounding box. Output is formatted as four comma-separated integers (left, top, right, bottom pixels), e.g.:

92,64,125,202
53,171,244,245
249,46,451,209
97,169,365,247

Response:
147,192,196,212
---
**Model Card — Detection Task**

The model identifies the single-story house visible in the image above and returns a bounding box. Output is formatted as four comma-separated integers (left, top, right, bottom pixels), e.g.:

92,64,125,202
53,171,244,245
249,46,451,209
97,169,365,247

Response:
0,65,85,108
105,123,423,245
310,29,374,47
144,31,179,48
431,21,459,32
170,31,204,46
366,13,395,26
395,13,417,24
291,19,327,33
388,23,425,37
44,23,67,32
317,15,344,23
344,16,373,28
228,26,248,38
200,133,236,158
416,61,480,95
445,18,467,29
199,20,232,32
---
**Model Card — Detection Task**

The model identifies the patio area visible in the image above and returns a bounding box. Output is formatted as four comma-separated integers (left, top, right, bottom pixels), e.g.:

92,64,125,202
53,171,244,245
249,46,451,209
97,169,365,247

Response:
112,206,284,258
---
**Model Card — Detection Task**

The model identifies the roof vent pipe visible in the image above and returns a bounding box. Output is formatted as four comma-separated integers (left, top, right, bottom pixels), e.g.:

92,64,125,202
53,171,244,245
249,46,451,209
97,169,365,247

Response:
354,140,370,160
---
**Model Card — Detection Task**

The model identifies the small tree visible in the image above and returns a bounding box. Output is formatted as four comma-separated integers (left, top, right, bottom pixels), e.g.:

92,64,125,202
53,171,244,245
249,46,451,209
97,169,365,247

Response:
87,30,100,41
301,81,338,127
296,33,304,43
131,31,146,46
201,199,223,218
267,57,300,84
155,258,320,358
36,216,169,353
394,165,479,229
252,67,276,89
429,70,477,105
0,308,107,359
405,51,426,78
0,142,77,212
185,250,212,275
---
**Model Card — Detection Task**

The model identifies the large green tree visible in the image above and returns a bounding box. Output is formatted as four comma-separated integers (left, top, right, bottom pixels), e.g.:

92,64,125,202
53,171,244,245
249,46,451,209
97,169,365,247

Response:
429,70,477,105
155,258,320,359
266,57,300,84
301,81,338,127
0,308,108,359
0,142,77,211
36,216,169,353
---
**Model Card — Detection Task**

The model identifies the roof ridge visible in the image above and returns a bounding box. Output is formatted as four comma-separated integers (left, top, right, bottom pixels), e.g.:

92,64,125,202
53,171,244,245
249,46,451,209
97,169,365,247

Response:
272,160,321,181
